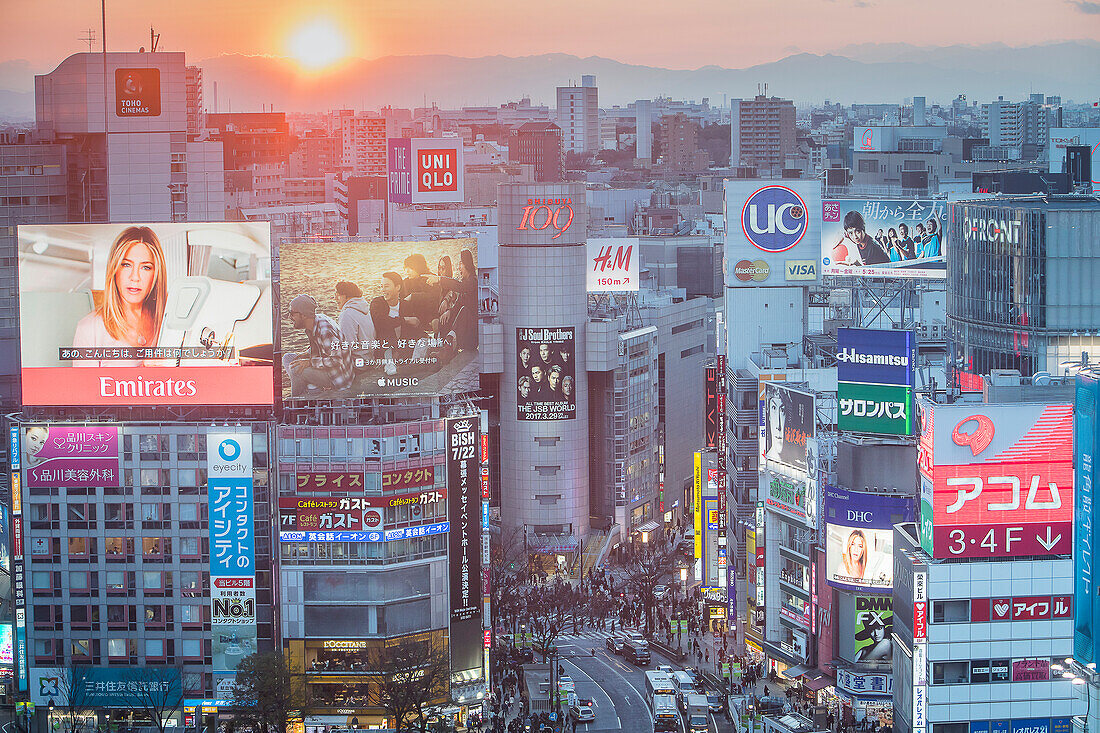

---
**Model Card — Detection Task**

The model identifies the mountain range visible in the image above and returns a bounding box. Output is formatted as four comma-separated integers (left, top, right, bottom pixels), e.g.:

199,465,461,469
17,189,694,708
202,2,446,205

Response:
1,42,1098,120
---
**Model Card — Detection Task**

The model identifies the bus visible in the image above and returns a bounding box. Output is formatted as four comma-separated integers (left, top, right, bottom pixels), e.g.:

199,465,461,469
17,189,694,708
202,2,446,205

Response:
645,670,676,703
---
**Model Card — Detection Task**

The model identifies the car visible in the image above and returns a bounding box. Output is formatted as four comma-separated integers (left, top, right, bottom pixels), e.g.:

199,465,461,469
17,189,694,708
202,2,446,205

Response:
605,635,625,654
653,585,669,601
754,696,789,715
558,676,575,693
654,664,674,674
569,698,596,723
705,691,725,714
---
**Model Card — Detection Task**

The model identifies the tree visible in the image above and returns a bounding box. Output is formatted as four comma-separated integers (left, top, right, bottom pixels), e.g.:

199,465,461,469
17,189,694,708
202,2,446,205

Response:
37,665,93,733
624,538,680,636
524,581,572,662
231,651,314,733
368,634,450,732
489,525,527,633
119,666,184,733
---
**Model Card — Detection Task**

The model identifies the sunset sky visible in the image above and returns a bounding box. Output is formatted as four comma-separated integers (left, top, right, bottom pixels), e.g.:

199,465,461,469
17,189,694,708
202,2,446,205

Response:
3,0,1098,83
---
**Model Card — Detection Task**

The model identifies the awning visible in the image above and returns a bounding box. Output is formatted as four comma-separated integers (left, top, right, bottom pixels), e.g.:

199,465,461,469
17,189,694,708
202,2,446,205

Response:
801,669,835,692
637,520,661,534
783,664,810,679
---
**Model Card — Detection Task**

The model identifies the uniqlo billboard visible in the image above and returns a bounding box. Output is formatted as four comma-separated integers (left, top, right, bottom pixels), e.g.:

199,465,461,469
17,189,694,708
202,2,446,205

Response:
388,138,465,205
917,400,1074,559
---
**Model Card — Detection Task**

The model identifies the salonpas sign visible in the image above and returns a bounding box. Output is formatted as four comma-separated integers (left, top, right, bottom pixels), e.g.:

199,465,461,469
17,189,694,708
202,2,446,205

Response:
838,382,913,435
837,328,915,436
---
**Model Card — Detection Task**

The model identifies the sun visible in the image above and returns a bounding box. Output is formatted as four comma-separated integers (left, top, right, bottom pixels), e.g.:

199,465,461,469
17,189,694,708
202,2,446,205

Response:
287,17,352,72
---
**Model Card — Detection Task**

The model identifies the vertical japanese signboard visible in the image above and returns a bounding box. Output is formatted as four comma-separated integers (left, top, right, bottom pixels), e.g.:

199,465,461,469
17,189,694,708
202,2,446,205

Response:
1076,373,1100,665
705,367,719,449
448,417,481,622
207,432,256,675
10,425,25,692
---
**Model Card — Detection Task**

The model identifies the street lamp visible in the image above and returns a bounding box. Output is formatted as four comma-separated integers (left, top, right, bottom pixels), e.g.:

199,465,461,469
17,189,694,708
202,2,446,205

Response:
1062,657,1097,733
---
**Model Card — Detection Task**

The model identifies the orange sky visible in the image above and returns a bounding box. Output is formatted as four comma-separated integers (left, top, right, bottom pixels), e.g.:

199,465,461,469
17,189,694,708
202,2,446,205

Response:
3,0,1098,76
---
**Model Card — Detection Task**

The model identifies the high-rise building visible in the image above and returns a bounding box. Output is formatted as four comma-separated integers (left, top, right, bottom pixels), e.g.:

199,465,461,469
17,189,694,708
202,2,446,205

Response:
507,121,563,182
913,96,927,126
981,96,1053,150
556,76,599,156
207,112,295,211
635,100,653,164
660,113,709,173
730,96,796,176
341,113,391,176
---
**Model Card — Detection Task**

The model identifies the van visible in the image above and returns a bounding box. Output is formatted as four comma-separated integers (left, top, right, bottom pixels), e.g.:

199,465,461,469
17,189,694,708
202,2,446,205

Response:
624,639,650,666
672,671,697,709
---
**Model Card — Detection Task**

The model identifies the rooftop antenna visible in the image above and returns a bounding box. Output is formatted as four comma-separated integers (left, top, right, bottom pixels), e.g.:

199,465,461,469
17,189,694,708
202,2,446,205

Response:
80,29,96,53
150,26,160,53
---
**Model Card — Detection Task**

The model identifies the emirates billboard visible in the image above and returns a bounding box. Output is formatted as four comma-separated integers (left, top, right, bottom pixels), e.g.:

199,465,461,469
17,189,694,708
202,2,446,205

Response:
917,400,1074,559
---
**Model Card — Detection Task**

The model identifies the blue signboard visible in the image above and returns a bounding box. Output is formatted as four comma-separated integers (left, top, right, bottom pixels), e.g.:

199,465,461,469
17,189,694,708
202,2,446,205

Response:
971,722,991,733
279,522,450,543
1010,718,1049,733
9,426,19,470
836,328,915,387
1076,373,1100,665
1051,718,1072,733
992,722,1010,733
207,435,255,577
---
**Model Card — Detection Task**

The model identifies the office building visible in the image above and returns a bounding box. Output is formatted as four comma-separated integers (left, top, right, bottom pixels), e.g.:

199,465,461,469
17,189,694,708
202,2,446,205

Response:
556,76,599,156
730,96,796,176
207,112,296,211
947,196,1100,385
636,100,653,164
340,114,391,176
660,113,709,173
507,122,564,183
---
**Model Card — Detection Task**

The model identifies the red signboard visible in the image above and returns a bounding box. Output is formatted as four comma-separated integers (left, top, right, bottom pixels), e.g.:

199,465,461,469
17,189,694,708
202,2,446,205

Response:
278,490,445,531
920,401,1074,559
417,148,459,193
381,466,435,492
295,472,364,492
913,601,927,641
974,594,1071,622
484,630,492,648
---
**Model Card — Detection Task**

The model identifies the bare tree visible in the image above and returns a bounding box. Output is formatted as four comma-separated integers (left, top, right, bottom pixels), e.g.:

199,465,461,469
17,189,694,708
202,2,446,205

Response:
624,538,679,636
368,634,450,732
37,665,93,733
489,525,527,632
524,582,572,662
119,666,184,733
231,651,314,733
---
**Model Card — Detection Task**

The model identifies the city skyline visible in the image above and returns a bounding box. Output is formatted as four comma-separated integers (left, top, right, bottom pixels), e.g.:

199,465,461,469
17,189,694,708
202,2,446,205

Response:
2,0,1098,78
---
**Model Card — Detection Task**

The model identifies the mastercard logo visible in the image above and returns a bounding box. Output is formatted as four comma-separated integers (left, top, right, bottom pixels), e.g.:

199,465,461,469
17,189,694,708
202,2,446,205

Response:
734,259,770,282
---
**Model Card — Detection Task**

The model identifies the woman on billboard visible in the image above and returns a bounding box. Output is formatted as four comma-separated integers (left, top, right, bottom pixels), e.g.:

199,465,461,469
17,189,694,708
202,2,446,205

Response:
72,226,167,366
842,529,868,581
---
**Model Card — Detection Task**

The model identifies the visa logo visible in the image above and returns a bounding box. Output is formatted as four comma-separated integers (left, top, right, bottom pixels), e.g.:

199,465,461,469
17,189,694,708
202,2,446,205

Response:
785,260,817,280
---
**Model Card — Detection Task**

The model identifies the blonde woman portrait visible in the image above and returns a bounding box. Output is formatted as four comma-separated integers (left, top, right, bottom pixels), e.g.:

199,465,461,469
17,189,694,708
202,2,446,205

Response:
72,226,167,367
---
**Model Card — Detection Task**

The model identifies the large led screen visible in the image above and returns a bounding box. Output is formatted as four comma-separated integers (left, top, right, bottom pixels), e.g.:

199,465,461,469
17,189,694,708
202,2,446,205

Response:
825,486,913,590
516,327,576,421
821,199,947,279
279,239,478,399
17,223,273,406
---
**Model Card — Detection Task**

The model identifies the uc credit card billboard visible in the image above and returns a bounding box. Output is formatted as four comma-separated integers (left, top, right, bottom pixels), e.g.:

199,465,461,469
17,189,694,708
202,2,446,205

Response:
17,223,273,406
917,400,1074,560
724,180,821,287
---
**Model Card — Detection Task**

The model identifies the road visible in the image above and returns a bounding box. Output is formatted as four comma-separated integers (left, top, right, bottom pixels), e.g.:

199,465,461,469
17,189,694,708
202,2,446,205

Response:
552,631,735,733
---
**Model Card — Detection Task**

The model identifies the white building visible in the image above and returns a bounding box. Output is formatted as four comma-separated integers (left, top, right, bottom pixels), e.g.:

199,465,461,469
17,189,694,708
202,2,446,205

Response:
556,75,599,155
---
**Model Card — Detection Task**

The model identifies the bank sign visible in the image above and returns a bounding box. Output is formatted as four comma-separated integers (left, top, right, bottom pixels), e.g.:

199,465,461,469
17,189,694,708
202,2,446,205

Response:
837,328,915,436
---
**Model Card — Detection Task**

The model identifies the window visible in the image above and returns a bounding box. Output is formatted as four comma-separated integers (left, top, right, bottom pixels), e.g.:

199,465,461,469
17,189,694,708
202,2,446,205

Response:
932,600,970,623
140,469,162,487
181,572,202,597
932,661,969,685
143,571,164,590
179,537,200,557
143,538,165,557
144,639,165,658
68,504,88,521
105,504,126,521
34,639,55,657
179,503,199,521
107,639,130,657
142,504,160,521
106,537,132,557
680,344,704,359
32,504,56,521
181,638,202,658
181,605,203,624
106,572,127,592
69,571,91,591
72,639,92,658
68,537,89,556
31,571,53,592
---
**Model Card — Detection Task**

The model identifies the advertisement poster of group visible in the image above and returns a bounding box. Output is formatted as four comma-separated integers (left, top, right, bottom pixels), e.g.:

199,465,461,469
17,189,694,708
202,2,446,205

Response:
516,327,576,421
821,199,947,279
761,383,815,474
16,223,273,406
279,239,479,400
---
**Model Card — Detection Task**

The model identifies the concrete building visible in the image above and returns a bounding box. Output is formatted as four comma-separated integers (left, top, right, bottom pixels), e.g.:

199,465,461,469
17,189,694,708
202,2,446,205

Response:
636,100,653,164
981,96,1053,150
947,196,1100,385
557,76,599,156
340,113,391,176
730,96,797,176
507,121,563,183
660,113,710,173
207,112,295,211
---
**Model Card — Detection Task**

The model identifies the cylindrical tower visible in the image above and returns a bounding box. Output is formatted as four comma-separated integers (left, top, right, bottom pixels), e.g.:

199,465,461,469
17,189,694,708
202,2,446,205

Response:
497,182,590,540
